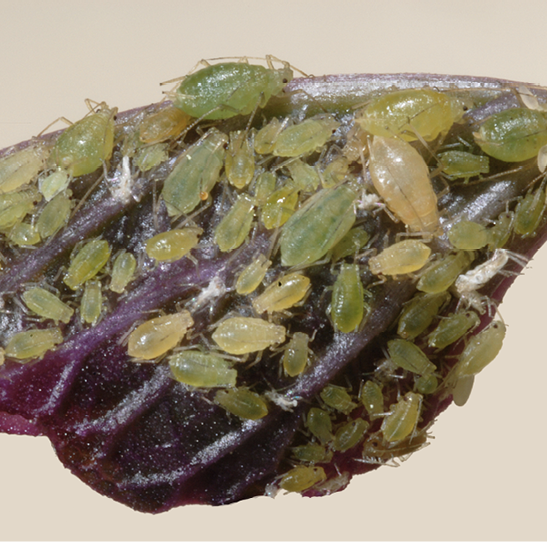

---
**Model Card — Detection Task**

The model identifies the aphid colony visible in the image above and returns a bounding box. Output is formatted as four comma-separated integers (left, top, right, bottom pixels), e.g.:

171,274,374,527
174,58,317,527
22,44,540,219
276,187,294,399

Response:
0,57,544,499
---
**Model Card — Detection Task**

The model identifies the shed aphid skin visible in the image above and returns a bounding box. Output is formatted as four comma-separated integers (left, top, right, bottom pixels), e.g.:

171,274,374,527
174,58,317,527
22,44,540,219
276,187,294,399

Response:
80,280,102,326
381,392,423,443
211,316,286,355
279,466,327,493
145,227,202,263
368,239,431,276
4,327,63,362
109,251,137,294
22,287,74,324
173,56,293,120
281,331,311,377
0,143,50,194
356,88,464,142
214,194,255,252
168,349,238,388
127,310,194,361
368,136,440,234
63,238,111,290
437,150,490,182
235,254,272,295
214,387,269,420
251,272,311,313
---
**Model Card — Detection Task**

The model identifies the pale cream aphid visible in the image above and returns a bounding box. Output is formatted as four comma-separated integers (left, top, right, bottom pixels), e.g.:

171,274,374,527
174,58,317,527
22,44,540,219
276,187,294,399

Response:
427,311,481,351
4,327,63,362
292,443,333,464
211,316,286,355
36,190,73,240
22,286,74,324
281,331,311,377
235,254,272,295
368,239,431,276
0,187,42,230
0,142,50,194
145,227,202,263
214,387,268,420
272,114,340,158
109,250,137,294
49,102,117,177
359,380,384,416
168,349,238,388
386,339,436,375
305,407,333,444
161,128,228,217
381,391,423,443
454,248,529,312
333,418,370,453
278,466,326,493
138,104,191,145
38,168,70,201
319,384,357,414
329,263,369,333
279,184,357,267
397,291,450,340
127,310,194,361
447,220,489,250
252,272,311,314
9,221,41,247
225,130,255,189
416,251,475,294
80,280,102,326
63,238,111,290
214,193,255,252
368,136,440,234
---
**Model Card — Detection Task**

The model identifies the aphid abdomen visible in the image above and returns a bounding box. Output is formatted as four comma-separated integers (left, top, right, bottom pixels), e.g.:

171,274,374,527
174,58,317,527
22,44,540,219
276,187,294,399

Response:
360,380,384,415
225,131,255,189
145,227,202,262
109,251,137,294
333,418,369,452
36,191,73,240
427,311,480,350
282,332,310,377
80,280,102,326
235,254,271,295
63,238,111,290
306,407,333,443
0,144,49,194
387,339,436,375
320,384,357,414
279,466,326,492
416,251,475,294
397,291,450,340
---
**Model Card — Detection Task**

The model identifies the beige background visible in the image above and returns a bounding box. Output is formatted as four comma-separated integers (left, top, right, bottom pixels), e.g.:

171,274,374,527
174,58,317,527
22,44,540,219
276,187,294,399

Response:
1,1,546,540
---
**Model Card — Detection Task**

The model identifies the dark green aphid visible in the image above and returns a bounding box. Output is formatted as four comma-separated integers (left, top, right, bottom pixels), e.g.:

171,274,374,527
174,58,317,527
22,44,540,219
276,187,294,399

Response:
387,339,436,375
397,292,450,340
320,384,357,414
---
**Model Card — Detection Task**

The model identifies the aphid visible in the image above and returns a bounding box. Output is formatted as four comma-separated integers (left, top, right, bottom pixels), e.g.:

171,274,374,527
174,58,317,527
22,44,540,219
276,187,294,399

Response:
49,103,116,177
305,407,333,444
437,150,490,182
278,466,326,493
356,89,464,142
260,184,299,229
427,311,481,351
252,171,277,204
4,328,63,362
368,136,440,233
333,418,369,452
281,332,311,377
80,280,102,326
415,374,438,395
321,156,350,188
381,391,422,443
362,431,428,462
133,143,169,172
416,251,475,294
397,291,450,340
109,251,137,294
454,320,506,378
252,272,310,314
145,227,202,263
330,227,371,262
127,310,194,361
22,287,74,324
9,222,40,246
368,239,431,276
513,186,546,237
272,114,340,158
279,185,356,267
387,339,436,375
35,190,73,240
320,384,357,414
214,194,255,252
168,350,237,388
359,380,384,416
254,117,289,155
161,129,228,217
0,187,41,230
286,158,320,192
448,220,489,250
329,263,368,333
214,387,268,420
174,58,293,120
63,238,111,290
38,168,70,201
487,211,514,250
292,444,333,464
211,316,286,355
234,254,272,295
0,144,50,194
474,107,547,162
138,104,191,144
225,131,255,189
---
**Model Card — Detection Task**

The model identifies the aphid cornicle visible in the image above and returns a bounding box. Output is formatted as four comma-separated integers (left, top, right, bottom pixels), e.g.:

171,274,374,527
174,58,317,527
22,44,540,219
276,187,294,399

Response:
368,239,431,276
4,328,63,362
368,136,440,234
214,387,268,420
168,350,237,388
252,272,311,313
63,238,111,290
174,59,293,120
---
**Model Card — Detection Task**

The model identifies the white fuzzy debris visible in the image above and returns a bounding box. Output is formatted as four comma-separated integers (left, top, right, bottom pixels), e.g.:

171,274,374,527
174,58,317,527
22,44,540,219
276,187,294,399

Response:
264,390,298,411
109,155,134,203
190,275,226,311
357,191,382,211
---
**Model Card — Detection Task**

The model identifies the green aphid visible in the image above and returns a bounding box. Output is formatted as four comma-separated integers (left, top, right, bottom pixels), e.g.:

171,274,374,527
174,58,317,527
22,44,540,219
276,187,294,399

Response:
321,156,350,188
427,311,480,351
39,168,70,201
415,374,438,395
320,384,357,414
397,291,450,340
252,272,310,314
305,407,332,444
0,144,50,194
169,350,237,388
281,332,311,377
22,287,74,324
381,392,422,443
174,59,293,120
279,466,326,493
448,220,489,250
9,222,40,246
254,117,289,155
387,339,436,375
214,194,255,252
286,158,320,192
225,131,255,189
134,143,169,172
145,227,202,263
279,185,356,267
474,107,547,162
161,129,227,217
252,171,277,205
50,103,116,177
360,380,384,416
5,328,63,362
272,114,340,157
292,444,333,464
330,263,369,333
261,184,299,229
0,187,41,230
514,187,546,237
36,190,73,239
330,227,371,262
368,240,431,276
80,280,102,326
416,251,475,294
63,238,111,290
214,388,268,420
333,418,369,452
235,254,271,295
487,211,514,250
437,150,489,181
109,251,137,294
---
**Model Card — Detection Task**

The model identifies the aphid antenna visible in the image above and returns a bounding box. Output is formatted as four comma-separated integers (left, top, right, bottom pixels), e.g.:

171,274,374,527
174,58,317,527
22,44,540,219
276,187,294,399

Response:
465,163,528,187
36,116,74,138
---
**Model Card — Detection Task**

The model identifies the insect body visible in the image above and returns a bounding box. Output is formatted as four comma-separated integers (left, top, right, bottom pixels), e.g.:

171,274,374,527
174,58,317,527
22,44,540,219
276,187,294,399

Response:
80,280,102,326
0,144,50,194
437,150,489,182
22,287,74,324
252,272,310,313
329,263,368,333
39,168,70,201
448,220,489,250
381,391,422,443
214,194,255,252
320,384,357,413
63,239,111,290
360,380,384,415
368,240,431,276
109,251,137,293
5,328,63,361
513,187,546,237
282,332,311,377
333,418,369,452
145,227,202,262
279,466,326,492
427,311,481,350
397,291,450,340
306,407,333,443
416,251,475,294
168,350,237,388
36,191,73,239
138,104,190,144
235,254,272,295
214,387,268,419
387,339,436,375
225,131,255,189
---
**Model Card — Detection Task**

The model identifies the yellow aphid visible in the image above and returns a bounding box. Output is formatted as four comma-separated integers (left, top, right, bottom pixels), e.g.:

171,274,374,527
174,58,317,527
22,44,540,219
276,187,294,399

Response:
64,238,111,290
252,272,310,313
139,104,190,144
36,190,73,239
279,466,326,492
80,280,102,326
0,187,41,230
235,254,272,295
109,251,137,293
448,220,489,250
214,387,268,420
225,131,255,189
38,168,70,201
282,332,311,377
0,144,49,194
381,392,422,443
214,194,255,252
368,240,431,276
9,222,41,246
22,287,74,323
5,328,63,362
145,227,202,262
127,310,194,360
169,350,237,388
